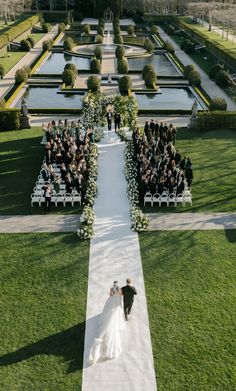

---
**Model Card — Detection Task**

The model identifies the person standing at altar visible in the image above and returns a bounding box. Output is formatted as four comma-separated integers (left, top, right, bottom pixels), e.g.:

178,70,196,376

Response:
106,109,113,131
114,112,121,132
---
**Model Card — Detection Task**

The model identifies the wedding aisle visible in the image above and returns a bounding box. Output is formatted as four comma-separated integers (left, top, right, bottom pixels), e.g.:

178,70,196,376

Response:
82,131,157,391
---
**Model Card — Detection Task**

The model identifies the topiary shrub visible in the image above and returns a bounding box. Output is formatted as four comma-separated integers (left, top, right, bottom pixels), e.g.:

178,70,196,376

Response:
209,97,227,111
142,64,155,80
115,45,125,58
99,18,105,28
97,26,104,36
94,46,103,59
23,65,31,76
151,25,159,34
62,69,76,86
42,39,53,51
64,63,77,77
144,70,157,88
119,75,132,95
117,57,128,74
64,17,70,25
63,37,74,51
87,75,100,92
144,38,154,53
42,23,51,33
96,34,103,44
83,24,90,34
15,68,28,84
188,70,201,86
127,25,134,35
166,25,175,35
114,26,121,36
90,58,101,73
0,64,6,79
163,40,175,54
184,64,195,79
114,35,123,45
27,36,35,48
181,38,190,50
58,23,66,33
209,64,224,79
215,70,231,87
0,108,21,131
185,41,195,54
20,39,32,51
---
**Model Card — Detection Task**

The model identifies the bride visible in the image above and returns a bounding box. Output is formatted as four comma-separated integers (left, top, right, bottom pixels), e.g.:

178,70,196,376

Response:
89,281,125,364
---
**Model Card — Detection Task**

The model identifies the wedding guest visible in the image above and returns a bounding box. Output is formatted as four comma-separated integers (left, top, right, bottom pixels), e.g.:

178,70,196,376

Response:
114,112,121,131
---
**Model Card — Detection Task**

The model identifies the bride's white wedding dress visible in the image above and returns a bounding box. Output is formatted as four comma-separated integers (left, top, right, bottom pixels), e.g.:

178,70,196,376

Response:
89,289,125,364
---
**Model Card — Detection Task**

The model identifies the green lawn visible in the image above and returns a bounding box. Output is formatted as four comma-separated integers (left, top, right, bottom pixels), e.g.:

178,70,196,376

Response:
0,51,27,73
0,128,82,215
31,32,45,44
143,127,236,213
0,233,89,391
140,230,235,391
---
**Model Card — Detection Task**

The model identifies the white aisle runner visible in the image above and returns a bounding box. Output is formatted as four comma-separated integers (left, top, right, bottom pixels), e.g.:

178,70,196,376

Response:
82,131,157,391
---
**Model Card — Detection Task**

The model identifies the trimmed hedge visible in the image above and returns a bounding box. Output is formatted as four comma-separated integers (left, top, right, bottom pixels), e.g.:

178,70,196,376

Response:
114,35,123,45
63,37,74,51
96,34,103,44
151,25,159,34
58,23,66,33
20,39,32,51
62,69,75,86
90,58,101,73
87,75,100,92
15,68,28,84
117,57,128,74
0,64,6,79
42,23,51,33
43,39,53,51
83,24,90,34
197,111,236,130
115,45,125,59
97,26,104,36
144,70,157,88
0,108,21,131
94,46,103,59
209,97,227,111
64,63,77,77
119,76,132,95
142,64,155,80
127,25,134,35
144,38,154,53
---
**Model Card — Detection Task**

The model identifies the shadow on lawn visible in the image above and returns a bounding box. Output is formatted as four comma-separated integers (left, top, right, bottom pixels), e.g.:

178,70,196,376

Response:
0,322,86,373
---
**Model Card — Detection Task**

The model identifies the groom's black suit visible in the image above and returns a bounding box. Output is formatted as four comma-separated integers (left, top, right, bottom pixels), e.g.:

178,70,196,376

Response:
122,284,137,320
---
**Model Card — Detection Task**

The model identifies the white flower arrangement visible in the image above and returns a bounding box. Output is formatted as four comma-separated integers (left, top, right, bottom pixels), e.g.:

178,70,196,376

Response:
77,223,94,240
124,142,149,232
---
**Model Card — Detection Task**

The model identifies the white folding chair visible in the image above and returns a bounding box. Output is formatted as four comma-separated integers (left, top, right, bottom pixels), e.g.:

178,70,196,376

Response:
159,192,169,207
176,193,184,206
168,193,176,207
144,192,153,206
31,194,41,207
56,194,64,206
64,193,73,207
152,193,161,207
184,193,192,206
73,192,81,206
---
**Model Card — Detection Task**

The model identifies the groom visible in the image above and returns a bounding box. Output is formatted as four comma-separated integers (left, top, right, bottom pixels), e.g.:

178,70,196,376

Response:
122,278,137,321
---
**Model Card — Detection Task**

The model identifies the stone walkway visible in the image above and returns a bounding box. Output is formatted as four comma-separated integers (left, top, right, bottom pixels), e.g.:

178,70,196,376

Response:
158,26,236,111
82,130,157,391
0,25,59,100
147,212,236,231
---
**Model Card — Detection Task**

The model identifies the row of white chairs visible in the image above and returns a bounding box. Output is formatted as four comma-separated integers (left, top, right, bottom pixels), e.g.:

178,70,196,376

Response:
144,191,192,207
31,192,81,207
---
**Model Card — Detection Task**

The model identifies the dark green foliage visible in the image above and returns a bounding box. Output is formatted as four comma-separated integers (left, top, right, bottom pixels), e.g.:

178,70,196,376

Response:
99,18,105,28
197,111,236,130
83,24,90,34
0,64,6,79
96,34,103,44
215,70,231,87
144,38,154,53
151,25,159,34
87,75,100,92
209,64,224,79
142,64,155,80
0,108,21,130
58,23,66,33
115,45,125,59
117,58,128,74
188,70,201,86
97,26,104,36
119,75,132,95
181,38,190,50
144,70,157,88
20,39,32,51
114,26,121,35
42,39,53,51
27,36,35,48
94,46,103,59
90,58,101,73
185,41,195,54
64,63,77,77
127,25,134,35
165,24,175,35
15,68,28,84
63,37,74,51
114,35,123,45
184,64,195,79
42,23,51,33
163,40,175,54
62,69,76,86
209,97,227,111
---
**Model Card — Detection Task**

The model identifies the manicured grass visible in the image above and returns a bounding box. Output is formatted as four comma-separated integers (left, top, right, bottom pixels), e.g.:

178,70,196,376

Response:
0,51,27,73
0,233,89,390
143,127,236,213
140,230,235,391
0,128,82,215
31,32,45,44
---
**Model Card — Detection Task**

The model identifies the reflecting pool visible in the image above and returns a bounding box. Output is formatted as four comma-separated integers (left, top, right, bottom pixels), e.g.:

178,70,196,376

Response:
128,54,179,77
37,53,90,74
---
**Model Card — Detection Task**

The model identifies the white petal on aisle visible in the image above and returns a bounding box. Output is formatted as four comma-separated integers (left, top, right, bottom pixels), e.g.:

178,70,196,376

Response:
82,130,157,391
